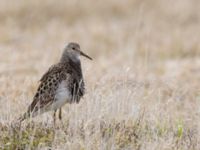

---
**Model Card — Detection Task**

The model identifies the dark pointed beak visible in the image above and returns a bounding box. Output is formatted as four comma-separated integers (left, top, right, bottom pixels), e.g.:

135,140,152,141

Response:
80,51,93,60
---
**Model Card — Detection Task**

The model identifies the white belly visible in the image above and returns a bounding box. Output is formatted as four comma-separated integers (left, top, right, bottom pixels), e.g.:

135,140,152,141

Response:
53,81,72,110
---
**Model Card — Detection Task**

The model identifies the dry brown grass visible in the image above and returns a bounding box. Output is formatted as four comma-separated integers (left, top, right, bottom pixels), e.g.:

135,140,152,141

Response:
0,0,200,149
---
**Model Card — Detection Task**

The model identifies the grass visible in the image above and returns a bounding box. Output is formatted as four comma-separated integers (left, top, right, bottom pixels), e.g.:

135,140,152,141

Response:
0,0,200,149
0,123,54,149
0,117,197,149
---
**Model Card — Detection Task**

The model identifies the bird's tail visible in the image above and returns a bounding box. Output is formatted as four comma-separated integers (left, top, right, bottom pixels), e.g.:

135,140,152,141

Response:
17,112,30,123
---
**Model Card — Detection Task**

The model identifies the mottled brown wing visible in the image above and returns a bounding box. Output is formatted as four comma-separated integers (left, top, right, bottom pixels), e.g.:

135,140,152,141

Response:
27,64,67,114
40,63,63,82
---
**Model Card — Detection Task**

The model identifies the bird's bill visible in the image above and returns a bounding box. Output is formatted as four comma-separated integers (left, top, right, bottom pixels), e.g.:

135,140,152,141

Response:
80,51,93,60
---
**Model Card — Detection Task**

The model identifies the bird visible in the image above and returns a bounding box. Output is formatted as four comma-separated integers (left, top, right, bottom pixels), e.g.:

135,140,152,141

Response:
18,42,92,125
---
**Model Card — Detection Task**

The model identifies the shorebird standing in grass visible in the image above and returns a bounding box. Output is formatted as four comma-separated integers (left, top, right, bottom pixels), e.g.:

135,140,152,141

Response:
18,42,92,125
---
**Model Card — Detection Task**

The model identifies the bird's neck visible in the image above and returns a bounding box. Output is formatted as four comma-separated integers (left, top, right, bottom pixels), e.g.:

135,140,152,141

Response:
68,57,83,78
60,53,82,74
60,51,80,64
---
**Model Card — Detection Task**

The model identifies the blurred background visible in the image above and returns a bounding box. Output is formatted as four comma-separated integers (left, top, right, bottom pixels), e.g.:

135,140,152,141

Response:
1,0,200,132
0,0,199,62
1,0,200,100
0,0,200,149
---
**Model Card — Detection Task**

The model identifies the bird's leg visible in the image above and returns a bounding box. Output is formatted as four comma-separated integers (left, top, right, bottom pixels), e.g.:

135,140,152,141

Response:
53,109,57,128
59,108,65,129
59,108,62,120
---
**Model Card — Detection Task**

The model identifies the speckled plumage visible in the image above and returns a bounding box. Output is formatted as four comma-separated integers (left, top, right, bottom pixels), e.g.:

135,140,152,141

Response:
19,42,92,122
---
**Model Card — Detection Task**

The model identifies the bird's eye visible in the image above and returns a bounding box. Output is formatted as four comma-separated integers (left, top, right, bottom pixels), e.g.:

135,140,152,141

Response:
72,47,75,50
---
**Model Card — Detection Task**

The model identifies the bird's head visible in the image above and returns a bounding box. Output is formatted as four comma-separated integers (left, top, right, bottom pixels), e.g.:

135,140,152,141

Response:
62,42,92,62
